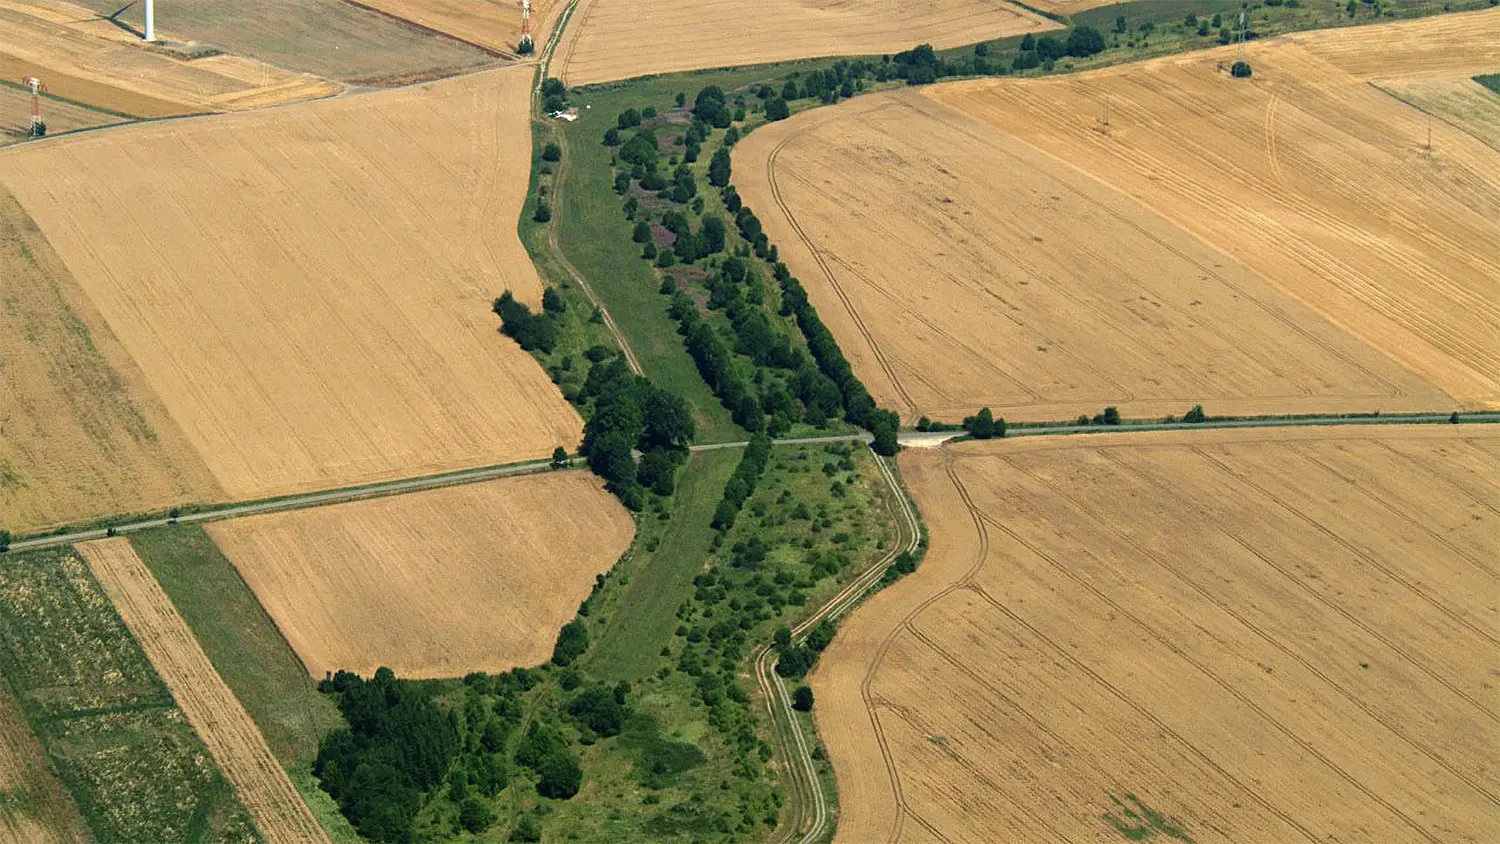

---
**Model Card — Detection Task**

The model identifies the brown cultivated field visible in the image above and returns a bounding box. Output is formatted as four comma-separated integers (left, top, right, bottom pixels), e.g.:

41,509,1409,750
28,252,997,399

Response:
0,85,121,145
77,539,329,844
1021,0,1117,14
0,186,220,533
0,689,85,844
205,472,634,679
50,0,496,84
817,425,1500,843
0,66,580,503
736,11,1499,423
0,1,342,116
554,0,1057,86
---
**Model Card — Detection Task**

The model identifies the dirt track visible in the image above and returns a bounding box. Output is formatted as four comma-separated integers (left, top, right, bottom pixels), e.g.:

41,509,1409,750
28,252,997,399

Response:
77,538,330,844
815,425,1500,842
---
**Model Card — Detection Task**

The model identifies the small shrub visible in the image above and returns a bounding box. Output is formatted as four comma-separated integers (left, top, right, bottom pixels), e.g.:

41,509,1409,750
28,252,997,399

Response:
1231,60,1253,78
541,142,562,162
792,685,814,712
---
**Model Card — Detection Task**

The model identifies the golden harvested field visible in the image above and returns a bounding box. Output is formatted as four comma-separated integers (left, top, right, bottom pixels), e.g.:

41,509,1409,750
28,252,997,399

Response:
554,0,1057,86
205,472,635,679
353,0,560,57
77,539,329,844
0,186,220,533
735,91,1457,422
0,66,581,503
0,689,85,844
1373,74,1500,152
817,425,1500,843
736,10,1500,423
0,1,343,116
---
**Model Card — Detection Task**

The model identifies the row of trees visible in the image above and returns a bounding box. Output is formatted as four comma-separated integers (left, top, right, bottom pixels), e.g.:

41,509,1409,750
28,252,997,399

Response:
711,433,773,530
769,261,897,454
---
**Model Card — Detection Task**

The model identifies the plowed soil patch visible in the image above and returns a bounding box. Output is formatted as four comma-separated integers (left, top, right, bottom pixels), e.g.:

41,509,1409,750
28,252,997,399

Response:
0,66,580,502
816,425,1500,843
205,472,635,679
0,1,342,116
77,539,328,844
554,0,1058,86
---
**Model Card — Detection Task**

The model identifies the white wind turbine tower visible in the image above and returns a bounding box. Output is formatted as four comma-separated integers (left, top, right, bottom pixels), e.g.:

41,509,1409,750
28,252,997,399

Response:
144,0,156,42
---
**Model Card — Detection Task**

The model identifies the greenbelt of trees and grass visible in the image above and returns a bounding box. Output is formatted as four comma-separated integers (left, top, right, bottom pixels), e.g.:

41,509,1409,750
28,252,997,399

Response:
295,0,1493,839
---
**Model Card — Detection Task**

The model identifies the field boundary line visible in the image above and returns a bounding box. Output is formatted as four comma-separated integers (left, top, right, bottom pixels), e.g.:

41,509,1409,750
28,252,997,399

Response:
8,416,1496,552
76,539,330,844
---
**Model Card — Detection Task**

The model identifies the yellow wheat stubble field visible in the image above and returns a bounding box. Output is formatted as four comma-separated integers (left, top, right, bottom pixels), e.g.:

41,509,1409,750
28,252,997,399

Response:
735,11,1499,424
351,0,562,57
205,472,635,679
77,539,329,844
0,187,221,533
0,65,580,505
816,425,1500,843
553,0,1058,86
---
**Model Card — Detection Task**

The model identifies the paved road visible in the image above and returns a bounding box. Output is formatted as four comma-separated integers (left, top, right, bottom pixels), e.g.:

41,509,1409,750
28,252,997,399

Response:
5,457,565,553
9,413,1491,552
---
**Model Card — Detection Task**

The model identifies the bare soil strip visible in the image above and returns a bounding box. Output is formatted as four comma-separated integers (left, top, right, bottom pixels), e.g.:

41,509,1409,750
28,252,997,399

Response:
76,538,330,844
816,425,1500,843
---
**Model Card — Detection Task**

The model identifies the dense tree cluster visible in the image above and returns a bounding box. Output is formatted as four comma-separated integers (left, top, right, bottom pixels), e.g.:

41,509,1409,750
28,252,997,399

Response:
314,669,460,842
541,77,566,114
493,290,560,354
963,407,1005,439
768,261,897,454
774,618,836,678
579,357,694,508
